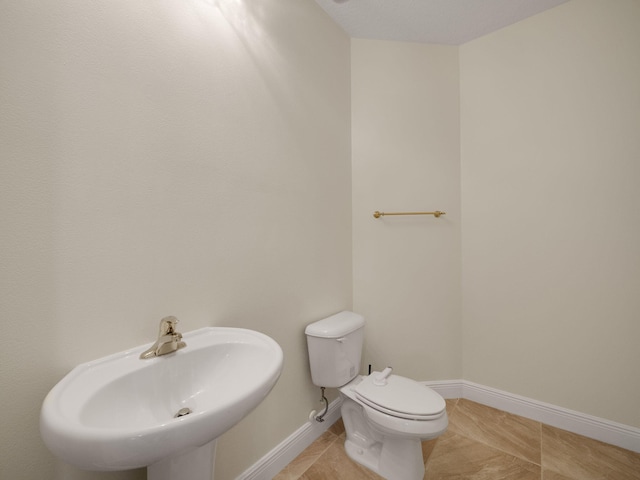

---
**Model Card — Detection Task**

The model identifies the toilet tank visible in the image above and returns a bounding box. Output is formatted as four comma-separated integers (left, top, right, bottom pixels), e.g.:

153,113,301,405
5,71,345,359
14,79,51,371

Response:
305,311,365,388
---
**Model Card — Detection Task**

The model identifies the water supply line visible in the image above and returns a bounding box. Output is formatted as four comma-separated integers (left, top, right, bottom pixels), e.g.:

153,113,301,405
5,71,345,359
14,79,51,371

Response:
315,387,329,422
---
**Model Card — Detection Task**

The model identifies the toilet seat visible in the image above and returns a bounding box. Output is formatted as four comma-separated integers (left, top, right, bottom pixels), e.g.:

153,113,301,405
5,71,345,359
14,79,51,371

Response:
354,373,446,421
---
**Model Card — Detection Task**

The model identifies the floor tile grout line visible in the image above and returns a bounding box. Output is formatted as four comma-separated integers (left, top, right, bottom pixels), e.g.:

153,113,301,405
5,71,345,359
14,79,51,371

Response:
534,418,543,467
294,429,342,480
453,425,543,468
423,436,442,472
539,420,544,476
455,398,546,467
282,398,639,480
345,397,535,474
423,398,459,471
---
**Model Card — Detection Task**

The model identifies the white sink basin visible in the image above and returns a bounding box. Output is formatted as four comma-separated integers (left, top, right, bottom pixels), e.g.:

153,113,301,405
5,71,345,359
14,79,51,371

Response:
41,327,283,476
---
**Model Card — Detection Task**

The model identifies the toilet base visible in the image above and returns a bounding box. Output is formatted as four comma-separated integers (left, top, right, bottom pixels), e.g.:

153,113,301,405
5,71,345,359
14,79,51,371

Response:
340,393,429,480
339,375,449,480
345,436,425,480
344,438,382,474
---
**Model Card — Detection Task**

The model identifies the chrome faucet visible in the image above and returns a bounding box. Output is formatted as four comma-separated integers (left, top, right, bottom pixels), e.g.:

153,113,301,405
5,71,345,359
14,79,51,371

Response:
140,316,186,359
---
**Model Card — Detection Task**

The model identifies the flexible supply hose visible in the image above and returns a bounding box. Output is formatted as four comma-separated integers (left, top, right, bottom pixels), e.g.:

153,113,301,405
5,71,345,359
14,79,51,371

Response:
315,387,329,422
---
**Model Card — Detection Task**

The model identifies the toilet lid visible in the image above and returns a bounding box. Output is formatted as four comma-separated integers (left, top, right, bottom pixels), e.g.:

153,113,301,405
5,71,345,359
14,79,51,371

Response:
354,374,446,420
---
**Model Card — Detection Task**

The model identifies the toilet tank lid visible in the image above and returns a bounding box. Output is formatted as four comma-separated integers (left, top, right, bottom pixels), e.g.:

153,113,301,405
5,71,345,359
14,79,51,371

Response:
305,311,365,338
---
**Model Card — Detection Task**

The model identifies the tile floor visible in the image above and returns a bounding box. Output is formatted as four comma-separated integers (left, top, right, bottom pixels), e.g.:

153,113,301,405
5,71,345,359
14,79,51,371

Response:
274,398,640,480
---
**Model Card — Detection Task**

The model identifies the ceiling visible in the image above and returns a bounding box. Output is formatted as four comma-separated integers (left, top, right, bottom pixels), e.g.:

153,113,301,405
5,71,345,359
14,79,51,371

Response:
313,0,569,45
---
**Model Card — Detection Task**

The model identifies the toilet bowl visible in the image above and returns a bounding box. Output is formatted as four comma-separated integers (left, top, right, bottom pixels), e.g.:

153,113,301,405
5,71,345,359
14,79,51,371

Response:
305,311,448,480
339,373,447,480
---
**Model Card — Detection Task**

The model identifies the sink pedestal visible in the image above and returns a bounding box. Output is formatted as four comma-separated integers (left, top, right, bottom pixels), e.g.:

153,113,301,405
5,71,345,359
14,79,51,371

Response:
148,440,217,480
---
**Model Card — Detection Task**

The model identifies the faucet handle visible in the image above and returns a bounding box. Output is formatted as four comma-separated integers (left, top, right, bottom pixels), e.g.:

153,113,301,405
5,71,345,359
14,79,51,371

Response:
159,316,179,335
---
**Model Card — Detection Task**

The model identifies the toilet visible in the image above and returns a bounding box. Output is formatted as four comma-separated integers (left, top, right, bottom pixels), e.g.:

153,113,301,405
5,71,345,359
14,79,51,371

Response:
305,311,448,480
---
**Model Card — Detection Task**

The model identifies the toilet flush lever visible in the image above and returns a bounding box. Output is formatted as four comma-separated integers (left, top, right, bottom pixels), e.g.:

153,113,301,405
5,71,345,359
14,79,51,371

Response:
373,366,393,386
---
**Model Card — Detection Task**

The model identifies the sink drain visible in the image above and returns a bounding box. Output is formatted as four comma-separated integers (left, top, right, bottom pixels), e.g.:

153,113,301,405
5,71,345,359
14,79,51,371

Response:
174,407,192,418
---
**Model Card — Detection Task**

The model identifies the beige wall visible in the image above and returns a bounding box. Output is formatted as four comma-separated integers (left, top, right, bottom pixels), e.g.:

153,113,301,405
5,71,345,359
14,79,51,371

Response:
351,0,640,429
352,40,462,381
2,0,639,478
460,0,640,427
0,1,351,479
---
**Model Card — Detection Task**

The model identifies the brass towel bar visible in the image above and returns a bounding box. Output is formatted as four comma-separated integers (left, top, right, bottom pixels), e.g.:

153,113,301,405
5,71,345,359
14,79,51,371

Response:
373,210,446,218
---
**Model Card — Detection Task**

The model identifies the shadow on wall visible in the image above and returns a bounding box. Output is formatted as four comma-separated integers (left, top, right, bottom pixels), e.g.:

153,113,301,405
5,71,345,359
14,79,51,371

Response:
197,0,339,137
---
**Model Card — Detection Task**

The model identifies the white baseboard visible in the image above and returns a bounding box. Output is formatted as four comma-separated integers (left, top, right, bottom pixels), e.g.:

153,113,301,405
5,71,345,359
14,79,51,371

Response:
237,381,640,479
424,379,640,454
236,398,343,480
421,379,464,399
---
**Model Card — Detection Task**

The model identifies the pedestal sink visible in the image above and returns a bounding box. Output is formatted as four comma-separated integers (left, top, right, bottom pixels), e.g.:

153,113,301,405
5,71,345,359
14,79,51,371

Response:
40,327,284,480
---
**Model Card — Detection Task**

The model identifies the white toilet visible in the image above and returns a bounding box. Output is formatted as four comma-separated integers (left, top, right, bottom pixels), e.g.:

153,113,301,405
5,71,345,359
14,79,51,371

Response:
305,311,448,480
